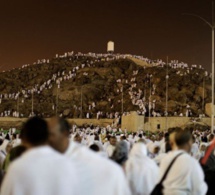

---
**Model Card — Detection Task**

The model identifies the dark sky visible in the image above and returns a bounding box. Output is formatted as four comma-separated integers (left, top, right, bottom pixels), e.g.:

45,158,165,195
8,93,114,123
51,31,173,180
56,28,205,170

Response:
0,0,213,71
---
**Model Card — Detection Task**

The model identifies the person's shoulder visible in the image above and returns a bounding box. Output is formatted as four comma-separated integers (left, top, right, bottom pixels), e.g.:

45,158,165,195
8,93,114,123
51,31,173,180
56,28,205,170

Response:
189,155,202,167
174,152,194,167
101,158,125,180
106,144,112,148
98,155,125,176
76,142,123,169
160,150,174,162
67,141,102,160
67,141,122,169
6,154,27,177
161,150,189,164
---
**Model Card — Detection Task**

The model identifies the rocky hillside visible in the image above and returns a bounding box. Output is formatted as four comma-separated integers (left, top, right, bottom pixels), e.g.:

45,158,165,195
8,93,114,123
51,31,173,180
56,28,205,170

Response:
0,54,212,118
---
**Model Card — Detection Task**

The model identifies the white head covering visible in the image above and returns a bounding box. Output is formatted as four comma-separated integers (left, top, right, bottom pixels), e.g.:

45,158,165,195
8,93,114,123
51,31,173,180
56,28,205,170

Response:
129,142,147,158
126,143,159,195
195,142,207,160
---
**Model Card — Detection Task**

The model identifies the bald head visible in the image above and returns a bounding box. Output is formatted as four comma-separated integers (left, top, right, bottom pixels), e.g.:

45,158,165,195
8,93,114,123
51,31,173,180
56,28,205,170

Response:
48,117,70,153
49,117,71,134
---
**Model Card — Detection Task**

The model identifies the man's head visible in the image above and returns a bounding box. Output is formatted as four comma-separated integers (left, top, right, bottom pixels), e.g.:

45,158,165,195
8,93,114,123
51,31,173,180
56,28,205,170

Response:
153,146,160,155
168,127,184,151
110,136,117,146
20,117,48,148
73,133,82,143
200,143,207,152
208,134,214,142
110,141,128,166
175,130,192,153
120,135,126,141
138,134,143,139
48,117,71,153
89,144,100,152
11,134,16,140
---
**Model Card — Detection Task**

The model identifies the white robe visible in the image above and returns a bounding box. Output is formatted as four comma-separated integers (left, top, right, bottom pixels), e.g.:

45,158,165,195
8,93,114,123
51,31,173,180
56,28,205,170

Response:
65,141,131,195
191,143,199,159
159,150,207,195
125,143,159,195
1,146,79,195
106,144,116,157
103,141,110,151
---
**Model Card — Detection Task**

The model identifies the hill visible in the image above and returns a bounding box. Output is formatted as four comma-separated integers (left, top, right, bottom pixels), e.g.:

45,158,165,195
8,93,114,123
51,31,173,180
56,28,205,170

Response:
0,54,211,118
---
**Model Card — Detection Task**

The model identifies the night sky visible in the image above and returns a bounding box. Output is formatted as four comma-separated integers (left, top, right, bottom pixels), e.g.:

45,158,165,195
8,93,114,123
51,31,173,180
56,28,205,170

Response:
0,0,213,71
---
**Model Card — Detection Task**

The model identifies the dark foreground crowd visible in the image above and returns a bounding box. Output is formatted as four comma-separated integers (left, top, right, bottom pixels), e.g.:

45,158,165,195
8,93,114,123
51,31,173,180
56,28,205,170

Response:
0,117,214,195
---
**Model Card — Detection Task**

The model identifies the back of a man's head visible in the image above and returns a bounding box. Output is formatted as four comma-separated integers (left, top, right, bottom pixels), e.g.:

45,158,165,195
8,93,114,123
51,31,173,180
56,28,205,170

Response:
209,133,214,142
21,117,48,147
89,144,100,152
175,130,192,151
120,135,126,140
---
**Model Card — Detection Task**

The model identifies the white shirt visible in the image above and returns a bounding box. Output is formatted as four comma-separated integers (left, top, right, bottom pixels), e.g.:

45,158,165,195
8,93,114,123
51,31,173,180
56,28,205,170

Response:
106,144,116,157
159,150,207,195
191,143,199,160
1,146,79,195
65,141,131,195
103,141,110,151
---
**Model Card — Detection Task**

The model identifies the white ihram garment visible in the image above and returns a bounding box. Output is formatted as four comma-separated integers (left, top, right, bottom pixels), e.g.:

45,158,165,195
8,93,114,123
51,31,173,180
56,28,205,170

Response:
159,150,207,195
1,146,79,195
125,143,159,195
65,141,131,195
